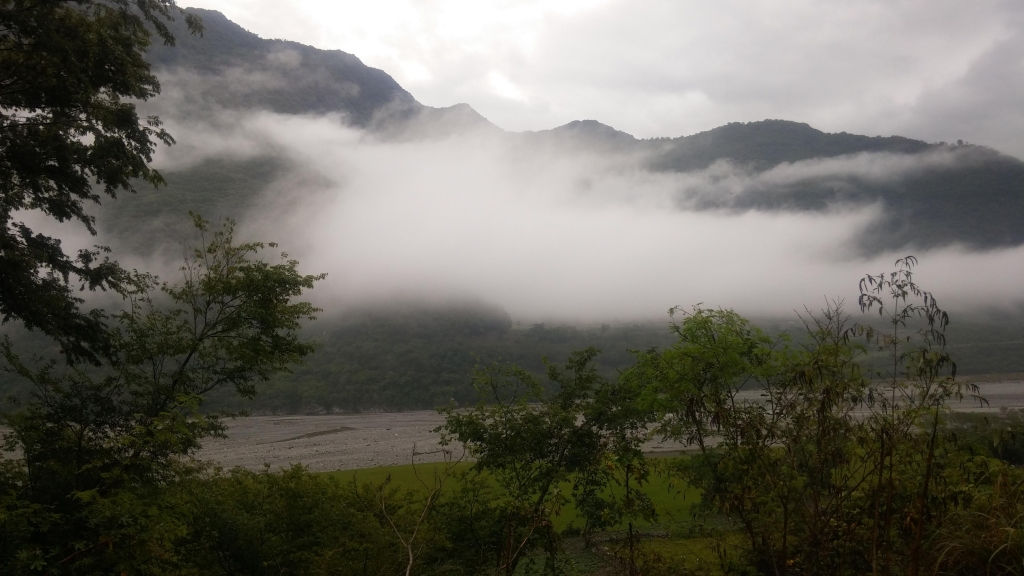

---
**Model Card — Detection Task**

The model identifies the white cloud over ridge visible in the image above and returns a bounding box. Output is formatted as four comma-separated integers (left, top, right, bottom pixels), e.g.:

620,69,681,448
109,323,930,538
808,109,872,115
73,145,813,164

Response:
144,108,1024,322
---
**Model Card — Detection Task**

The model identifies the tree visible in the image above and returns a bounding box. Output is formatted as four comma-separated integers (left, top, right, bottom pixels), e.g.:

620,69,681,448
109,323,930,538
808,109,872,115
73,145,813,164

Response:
632,258,986,575
855,256,979,576
628,306,792,572
370,446,463,576
0,0,202,364
0,215,324,574
440,349,609,575
180,465,402,576
582,366,658,576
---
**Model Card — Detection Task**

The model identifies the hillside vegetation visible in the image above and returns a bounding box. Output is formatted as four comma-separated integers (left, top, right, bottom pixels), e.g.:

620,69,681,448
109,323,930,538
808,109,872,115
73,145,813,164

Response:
6,250,1024,574
7,302,1021,414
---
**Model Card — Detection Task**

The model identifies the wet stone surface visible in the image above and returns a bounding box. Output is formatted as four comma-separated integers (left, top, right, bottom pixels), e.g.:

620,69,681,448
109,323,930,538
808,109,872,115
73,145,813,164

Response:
195,410,694,472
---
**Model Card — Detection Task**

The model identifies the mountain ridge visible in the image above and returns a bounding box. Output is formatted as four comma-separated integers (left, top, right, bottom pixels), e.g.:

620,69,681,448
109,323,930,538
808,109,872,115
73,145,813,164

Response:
149,8,501,133
156,10,972,157
131,9,1024,255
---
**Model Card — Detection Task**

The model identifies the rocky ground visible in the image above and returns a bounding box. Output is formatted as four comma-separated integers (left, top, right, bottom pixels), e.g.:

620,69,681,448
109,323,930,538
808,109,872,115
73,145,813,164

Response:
4,383,1019,473
194,409,695,472
195,381,1024,472
195,411,450,472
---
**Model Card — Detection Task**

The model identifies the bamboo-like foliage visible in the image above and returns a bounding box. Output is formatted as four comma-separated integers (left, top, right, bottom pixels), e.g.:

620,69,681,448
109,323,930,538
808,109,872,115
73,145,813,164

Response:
624,257,999,576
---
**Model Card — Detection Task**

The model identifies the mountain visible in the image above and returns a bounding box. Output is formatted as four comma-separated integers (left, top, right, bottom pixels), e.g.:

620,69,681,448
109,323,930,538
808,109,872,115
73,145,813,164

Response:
6,9,1023,413
648,121,1024,252
147,9,411,125
147,8,498,134
651,120,933,171
518,120,640,153
134,9,1024,254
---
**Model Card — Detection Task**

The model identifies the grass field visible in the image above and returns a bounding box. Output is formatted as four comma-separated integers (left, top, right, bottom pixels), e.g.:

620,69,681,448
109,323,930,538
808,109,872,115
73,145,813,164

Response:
322,458,701,530
322,458,724,574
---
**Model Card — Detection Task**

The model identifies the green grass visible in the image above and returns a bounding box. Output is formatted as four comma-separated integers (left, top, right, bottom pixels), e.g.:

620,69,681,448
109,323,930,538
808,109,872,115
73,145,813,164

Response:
321,459,721,574
321,460,474,492
321,459,701,530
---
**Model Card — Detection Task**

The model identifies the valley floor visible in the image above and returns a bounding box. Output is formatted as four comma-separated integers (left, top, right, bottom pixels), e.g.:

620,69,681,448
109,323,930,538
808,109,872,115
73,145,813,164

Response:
195,409,692,471
195,380,1024,472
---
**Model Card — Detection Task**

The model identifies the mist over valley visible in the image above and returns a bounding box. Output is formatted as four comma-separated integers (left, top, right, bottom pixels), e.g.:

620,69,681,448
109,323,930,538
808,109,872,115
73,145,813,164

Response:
6,7,1024,412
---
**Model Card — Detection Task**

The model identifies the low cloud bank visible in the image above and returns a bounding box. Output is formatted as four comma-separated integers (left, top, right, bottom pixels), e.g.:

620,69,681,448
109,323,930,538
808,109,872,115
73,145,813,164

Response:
132,108,1024,322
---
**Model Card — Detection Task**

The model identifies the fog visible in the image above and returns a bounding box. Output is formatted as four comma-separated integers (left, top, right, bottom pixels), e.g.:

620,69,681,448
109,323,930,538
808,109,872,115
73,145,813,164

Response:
114,103,1021,323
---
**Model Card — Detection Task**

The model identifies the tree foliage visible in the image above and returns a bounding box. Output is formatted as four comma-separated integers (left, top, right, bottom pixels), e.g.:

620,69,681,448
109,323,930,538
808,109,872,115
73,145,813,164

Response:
0,216,323,573
620,258,1010,575
439,348,660,575
0,0,201,363
180,465,405,576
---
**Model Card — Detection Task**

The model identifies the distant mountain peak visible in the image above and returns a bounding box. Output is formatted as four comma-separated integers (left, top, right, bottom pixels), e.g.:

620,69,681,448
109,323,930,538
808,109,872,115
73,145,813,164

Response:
517,119,638,152
648,118,934,173
551,119,636,140
148,8,417,126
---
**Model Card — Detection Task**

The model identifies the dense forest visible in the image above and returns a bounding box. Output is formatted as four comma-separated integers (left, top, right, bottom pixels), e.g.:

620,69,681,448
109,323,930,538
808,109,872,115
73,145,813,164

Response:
210,304,1024,414
5,302,1023,414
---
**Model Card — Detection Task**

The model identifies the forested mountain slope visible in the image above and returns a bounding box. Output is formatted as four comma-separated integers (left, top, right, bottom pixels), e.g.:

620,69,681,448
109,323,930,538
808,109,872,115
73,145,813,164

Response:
651,119,933,170
204,305,1024,414
147,8,414,124
649,121,1024,252
146,8,499,132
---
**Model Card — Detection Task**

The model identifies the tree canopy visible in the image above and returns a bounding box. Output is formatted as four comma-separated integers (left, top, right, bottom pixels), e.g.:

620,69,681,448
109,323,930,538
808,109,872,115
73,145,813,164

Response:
0,0,201,363
1,216,324,573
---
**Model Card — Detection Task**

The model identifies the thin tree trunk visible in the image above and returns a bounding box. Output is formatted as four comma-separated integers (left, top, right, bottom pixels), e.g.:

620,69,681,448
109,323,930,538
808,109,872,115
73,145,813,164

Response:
626,462,637,576
909,409,940,576
871,429,886,576
781,494,789,576
882,436,896,576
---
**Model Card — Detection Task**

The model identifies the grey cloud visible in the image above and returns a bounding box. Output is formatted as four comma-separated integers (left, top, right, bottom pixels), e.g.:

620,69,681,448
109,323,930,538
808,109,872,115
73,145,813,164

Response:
185,1,1024,156
398,0,1018,144
894,15,1024,159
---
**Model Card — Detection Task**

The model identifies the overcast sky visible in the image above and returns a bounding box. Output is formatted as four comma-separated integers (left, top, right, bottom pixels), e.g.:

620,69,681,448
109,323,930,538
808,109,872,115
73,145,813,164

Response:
186,0,1024,158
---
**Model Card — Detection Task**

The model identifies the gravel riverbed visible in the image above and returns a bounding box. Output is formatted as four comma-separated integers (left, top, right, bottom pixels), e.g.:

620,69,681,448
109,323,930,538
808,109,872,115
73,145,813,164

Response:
196,381,1024,472
4,383,1020,473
